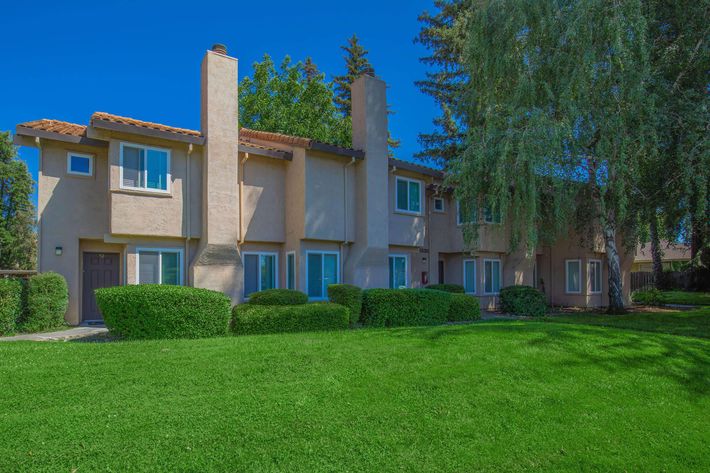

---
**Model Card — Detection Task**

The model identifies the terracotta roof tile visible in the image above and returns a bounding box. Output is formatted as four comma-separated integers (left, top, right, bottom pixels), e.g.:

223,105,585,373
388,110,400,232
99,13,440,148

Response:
17,119,87,137
240,128,312,147
91,112,203,138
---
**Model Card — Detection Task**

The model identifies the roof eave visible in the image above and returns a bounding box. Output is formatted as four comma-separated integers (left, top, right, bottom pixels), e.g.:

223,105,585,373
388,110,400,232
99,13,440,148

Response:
15,125,108,148
91,117,206,145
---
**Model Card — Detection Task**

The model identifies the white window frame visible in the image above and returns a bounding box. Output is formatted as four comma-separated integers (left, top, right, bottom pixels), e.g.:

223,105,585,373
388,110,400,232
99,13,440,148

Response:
589,259,602,294
242,251,279,298
433,197,445,213
66,151,94,177
388,254,409,289
394,176,423,215
483,258,502,295
565,259,582,294
462,259,476,294
286,251,296,290
135,247,184,285
119,142,171,194
305,250,340,301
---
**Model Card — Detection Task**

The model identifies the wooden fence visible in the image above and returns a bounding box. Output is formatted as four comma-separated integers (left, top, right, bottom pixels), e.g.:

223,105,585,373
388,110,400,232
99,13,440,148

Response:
630,272,654,292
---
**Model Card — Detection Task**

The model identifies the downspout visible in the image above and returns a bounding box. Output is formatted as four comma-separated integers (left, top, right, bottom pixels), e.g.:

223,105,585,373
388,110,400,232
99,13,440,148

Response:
238,153,250,245
426,179,433,284
184,143,193,285
340,157,357,281
35,137,42,271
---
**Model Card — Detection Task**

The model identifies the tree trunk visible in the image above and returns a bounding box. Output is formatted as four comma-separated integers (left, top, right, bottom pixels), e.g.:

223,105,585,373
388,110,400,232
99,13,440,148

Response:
604,211,626,314
649,216,663,289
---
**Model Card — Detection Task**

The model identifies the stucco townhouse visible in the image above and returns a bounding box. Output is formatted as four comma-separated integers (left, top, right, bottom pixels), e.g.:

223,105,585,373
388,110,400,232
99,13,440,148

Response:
14,45,632,325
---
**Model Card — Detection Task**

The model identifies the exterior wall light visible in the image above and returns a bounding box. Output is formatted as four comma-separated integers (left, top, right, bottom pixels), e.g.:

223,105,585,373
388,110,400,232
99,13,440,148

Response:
55,246,63,256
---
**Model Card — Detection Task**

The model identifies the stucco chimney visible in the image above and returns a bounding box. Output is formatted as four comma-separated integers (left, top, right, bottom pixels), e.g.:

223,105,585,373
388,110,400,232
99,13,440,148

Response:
344,75,390,287
190,46,243,302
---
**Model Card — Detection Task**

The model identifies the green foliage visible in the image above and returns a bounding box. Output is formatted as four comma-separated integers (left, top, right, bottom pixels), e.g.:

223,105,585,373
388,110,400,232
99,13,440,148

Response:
448,293,481,322
20,272,68,332
499,285,547,317
361,288,451,327
425,283,465,293
0,278,23,335
632,288,667,307
247,289,308,306
239,54,351,148
96,285,231,340
327,284,363,325
232,302,349,335
0,131,37,270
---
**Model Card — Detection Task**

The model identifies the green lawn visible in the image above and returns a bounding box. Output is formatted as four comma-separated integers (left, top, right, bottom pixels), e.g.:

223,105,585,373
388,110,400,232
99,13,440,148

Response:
659,291,710,306
1,318,709,472
543,306,710,339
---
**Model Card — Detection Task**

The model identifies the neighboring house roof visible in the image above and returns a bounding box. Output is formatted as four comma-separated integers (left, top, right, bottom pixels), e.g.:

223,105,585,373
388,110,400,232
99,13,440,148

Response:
389,157,444,179
239,128,364,159
634,240,691,263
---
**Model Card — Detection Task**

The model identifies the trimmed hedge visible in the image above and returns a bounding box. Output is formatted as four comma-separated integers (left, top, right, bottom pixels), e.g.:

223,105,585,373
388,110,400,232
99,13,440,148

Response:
0,278,24,335
232,302,349,335
425,283,465,294
20,272,69,333
327,284,363,325
632,288,667,306
248,288,308,306
361,288,451,327
448,293,481,322
96,285,231,340
499,285,547,317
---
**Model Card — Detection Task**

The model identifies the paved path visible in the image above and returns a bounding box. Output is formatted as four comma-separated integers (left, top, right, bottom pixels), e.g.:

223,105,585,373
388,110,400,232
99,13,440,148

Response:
0,326,108,342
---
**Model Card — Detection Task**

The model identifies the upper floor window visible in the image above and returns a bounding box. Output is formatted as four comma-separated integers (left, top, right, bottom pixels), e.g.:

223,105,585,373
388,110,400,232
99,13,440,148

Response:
67,152,93,177
483,204,502,224
433,197,445,212
120,142,170,193
137,248,182,285
456,200,478,225
395,176,422,214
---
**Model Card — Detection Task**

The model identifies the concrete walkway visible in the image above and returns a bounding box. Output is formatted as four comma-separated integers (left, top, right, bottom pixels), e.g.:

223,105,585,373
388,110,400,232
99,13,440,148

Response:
0,326,108,342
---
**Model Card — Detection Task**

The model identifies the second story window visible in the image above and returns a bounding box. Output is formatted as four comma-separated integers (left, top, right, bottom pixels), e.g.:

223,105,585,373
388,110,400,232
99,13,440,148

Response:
67,152,93,177
456,201,478,225
395,176,422,214
433,197,445,212
483,204,502,224
120,143,170,193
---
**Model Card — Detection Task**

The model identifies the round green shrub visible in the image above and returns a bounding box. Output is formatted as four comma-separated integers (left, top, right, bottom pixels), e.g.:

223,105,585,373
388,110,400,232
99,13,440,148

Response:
499,285,547,317
0,278,24,335
425,283,465,294
96,284,232,340
632,288,666,306
448,293,481,322
20,272,68,333
232,302,349,335
327,284,363,325
248,289,308,306
361,288,451,327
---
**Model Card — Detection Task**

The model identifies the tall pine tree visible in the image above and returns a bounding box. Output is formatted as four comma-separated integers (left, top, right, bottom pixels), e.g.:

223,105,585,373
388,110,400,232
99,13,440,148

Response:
0,131,36,269
333,34,400,156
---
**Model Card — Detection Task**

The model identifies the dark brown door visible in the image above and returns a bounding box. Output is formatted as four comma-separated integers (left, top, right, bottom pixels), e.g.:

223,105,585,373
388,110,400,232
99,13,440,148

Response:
82,252,120,322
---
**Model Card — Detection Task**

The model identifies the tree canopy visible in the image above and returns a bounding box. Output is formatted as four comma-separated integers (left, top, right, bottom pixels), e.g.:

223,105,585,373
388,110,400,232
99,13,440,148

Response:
0,131,36,269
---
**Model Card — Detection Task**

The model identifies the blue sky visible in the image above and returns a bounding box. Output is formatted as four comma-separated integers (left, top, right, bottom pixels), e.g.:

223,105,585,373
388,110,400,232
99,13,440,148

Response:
0,0,439,205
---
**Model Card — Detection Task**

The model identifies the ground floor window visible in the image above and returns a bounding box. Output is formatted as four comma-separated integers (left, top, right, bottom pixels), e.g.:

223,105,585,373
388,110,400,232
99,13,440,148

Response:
463,259,476,294
244,252,277,298
137,248,182,285
566,259,581,293
389,254,408,289
286,252,296,290
307,251,339,299
483,259,501,295
589,259,602,294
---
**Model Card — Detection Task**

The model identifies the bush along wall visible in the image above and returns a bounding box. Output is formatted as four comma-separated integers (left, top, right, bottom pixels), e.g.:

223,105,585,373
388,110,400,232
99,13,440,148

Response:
361,288,451,327
327,284,363,325
499,285,547,317
425,284,465,294
247,289,308,306
0,278,24,335
232,302,349,335
19,272,69,333
96,285,232,340
448,293,481,322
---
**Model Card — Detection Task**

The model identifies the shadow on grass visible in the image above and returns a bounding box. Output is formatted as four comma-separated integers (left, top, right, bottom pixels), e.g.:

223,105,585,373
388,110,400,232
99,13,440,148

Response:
384,322,710,398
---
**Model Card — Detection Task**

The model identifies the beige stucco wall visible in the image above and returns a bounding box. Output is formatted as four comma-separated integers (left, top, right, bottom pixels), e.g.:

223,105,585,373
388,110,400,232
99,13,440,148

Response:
241,153,286,243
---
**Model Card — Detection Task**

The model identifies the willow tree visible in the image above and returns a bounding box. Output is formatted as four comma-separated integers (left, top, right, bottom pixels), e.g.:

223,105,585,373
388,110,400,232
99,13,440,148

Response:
451,0,656,312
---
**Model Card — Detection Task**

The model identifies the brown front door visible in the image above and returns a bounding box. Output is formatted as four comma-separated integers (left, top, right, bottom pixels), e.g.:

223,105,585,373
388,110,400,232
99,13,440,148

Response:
82,252,120,322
